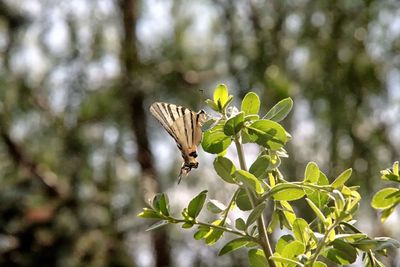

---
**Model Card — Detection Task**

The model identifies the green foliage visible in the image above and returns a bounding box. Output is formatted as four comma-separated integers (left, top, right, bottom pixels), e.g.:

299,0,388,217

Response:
263,97,293,122
139,85,399,267
371,161,400,222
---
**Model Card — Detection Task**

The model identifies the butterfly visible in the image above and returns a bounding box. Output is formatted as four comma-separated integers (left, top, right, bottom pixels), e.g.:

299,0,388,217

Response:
149,102,207,183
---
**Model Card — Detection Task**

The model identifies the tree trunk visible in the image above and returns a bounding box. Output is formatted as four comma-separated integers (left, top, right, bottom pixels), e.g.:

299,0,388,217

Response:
119,0,171,266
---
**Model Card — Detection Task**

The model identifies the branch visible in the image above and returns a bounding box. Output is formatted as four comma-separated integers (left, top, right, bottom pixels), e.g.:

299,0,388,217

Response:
0,120,68,198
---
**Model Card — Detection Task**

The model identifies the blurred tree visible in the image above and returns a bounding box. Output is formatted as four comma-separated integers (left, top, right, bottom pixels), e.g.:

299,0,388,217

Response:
0,0,399,266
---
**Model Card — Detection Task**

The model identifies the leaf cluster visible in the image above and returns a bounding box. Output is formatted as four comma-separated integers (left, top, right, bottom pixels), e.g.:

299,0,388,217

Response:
139,85,399,267
371,161,400,223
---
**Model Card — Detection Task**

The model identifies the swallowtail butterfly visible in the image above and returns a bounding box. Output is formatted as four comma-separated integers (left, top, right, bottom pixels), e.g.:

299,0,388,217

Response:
150,102,207,183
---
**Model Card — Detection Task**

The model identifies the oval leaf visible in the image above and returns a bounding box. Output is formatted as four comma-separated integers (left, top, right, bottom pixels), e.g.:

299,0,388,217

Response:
219,237,250,256
188,190,208,219
248,249,268,267
324,239,357,264
292,218,310,244
281,240,305,260
276,235,295,254
236,188,253,211
224,112,245,136
241,92,260,115
205,228,224,245
331,168,352,188
263,97,293,122
137,208,163,219
246,203,267,228
213,156,236,184
249,155,272,179
207,199,227,214
270,184,305,201
213,84,229,107
235,170,264,194
202,130,232,154
235,218,246,231
194,225,211,240
304,162,320,184
371,188,400,209
247,120,288,150
152,193,170,216
307,171,329,208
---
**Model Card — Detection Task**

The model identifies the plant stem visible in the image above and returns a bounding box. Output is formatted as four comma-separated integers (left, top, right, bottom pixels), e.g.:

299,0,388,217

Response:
221,188,240,225
172,218,250,238
234,135,275,267
308,222,338,266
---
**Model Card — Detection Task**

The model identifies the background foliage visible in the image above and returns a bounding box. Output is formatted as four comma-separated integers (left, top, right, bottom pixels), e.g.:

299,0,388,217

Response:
0,0,399,266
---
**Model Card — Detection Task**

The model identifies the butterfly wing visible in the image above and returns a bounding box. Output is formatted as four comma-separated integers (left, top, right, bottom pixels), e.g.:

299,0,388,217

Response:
150,102,207,182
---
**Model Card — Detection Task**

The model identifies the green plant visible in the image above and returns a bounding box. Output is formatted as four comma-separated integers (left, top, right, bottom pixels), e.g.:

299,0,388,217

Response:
138,84,399,267
372,161,400,223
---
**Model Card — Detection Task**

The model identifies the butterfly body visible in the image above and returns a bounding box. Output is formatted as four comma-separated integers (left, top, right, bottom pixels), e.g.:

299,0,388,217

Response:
149,102,207,183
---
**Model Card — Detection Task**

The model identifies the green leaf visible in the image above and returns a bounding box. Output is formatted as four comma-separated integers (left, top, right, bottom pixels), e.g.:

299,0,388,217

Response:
235,218,246,231
188,190,208,219
235,170,264,194
137,208,163,219
213,84,229,108
280,201,297,228
269,184,305,201
224,112,245,136
247,119,288,150
152,193,170,216
263,97,293,122
201,118,217,131
205,99,219,111
249,155,272,179
304,162,320,183
324,239,357,264
371,188,400,209
205,228,224,245
218,237,250,256
292,218,310,244
146,220,169,231
393,161,399,176
335,233,368,242
207,199,227,214
194,225,210,240
182,222,194,228
213,156,236,184
236,188,253,211
223,95,234,109
245,114,260,121
307,171,330,208
281,240,305,262
380,161,400,182
241,92,260,115
248,249,269,267
305,198,327,223
373,237,400,250
270,254,302,266
276,235,295,254
246,203,267,228
331,168,352,188
267,209,279,233
380,205,396,222
312,262,327,267
331,189,345,211
202,129,232,154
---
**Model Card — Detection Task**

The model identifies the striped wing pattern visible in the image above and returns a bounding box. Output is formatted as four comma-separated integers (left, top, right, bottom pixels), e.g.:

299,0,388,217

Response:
149,102,207,182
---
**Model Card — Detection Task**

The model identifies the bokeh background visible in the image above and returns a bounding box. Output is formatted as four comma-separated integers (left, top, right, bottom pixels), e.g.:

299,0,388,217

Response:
0,0,399,266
